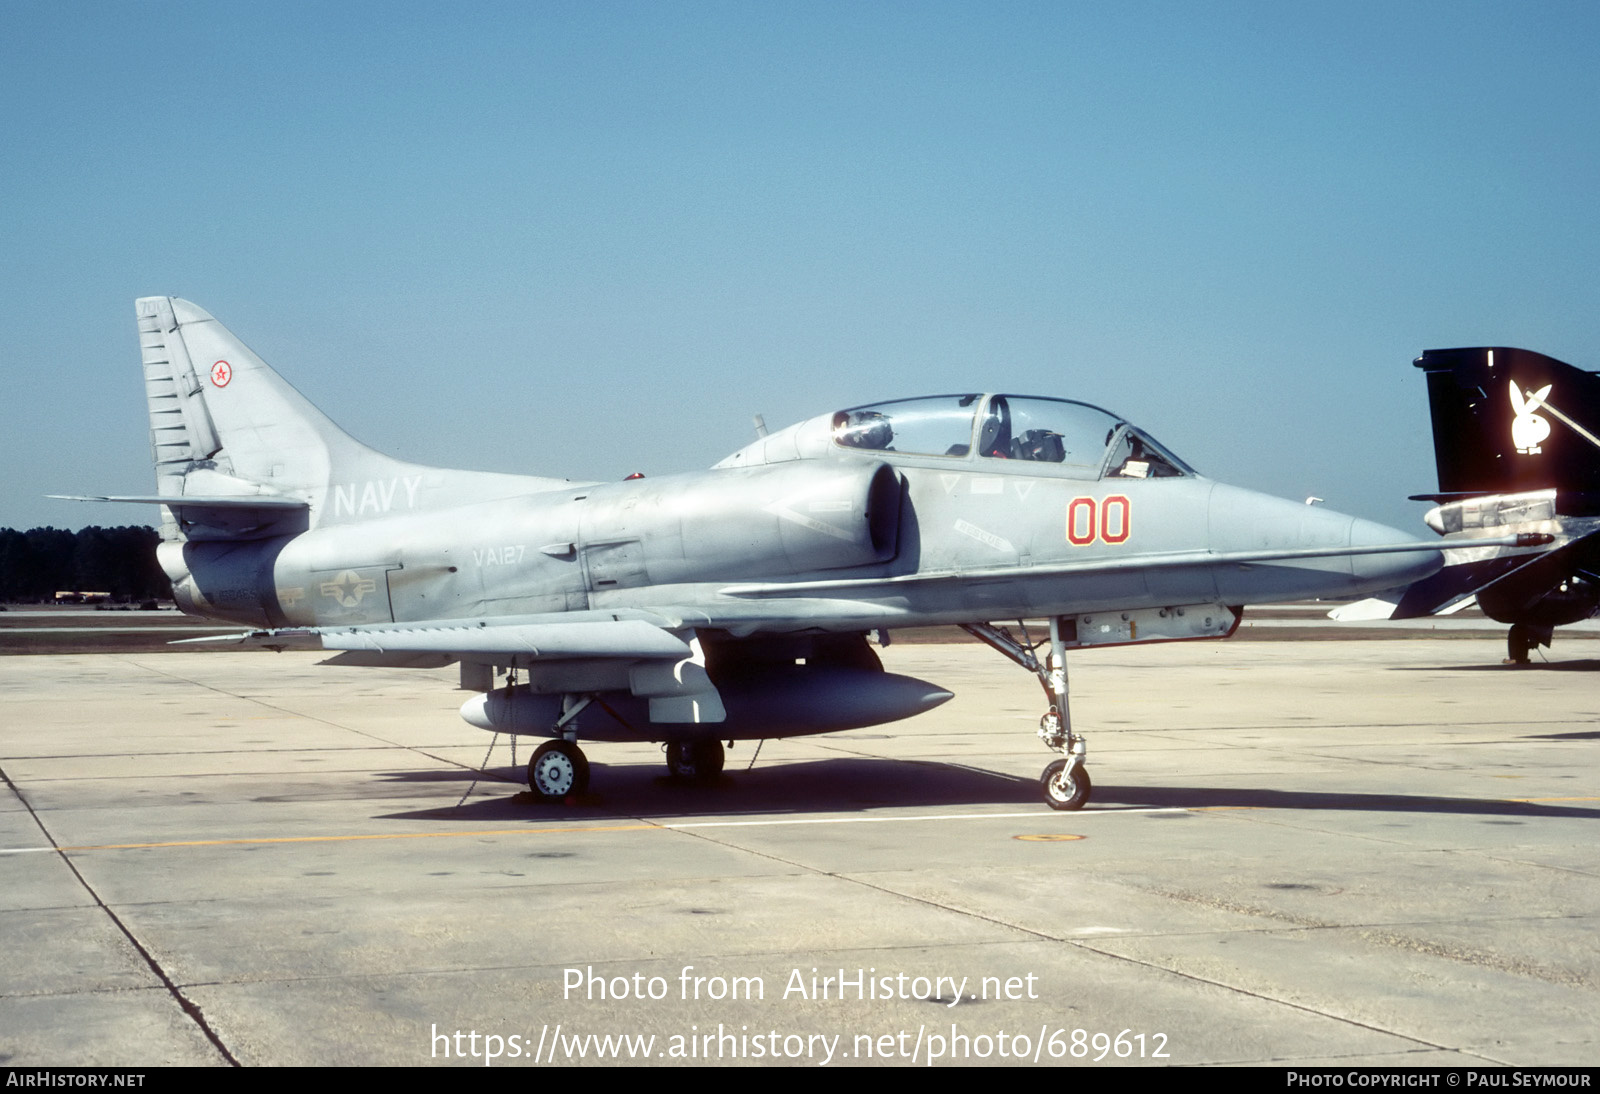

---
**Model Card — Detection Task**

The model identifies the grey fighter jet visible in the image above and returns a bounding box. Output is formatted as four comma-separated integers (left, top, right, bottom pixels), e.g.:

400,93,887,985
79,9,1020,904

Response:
61,298,1448,809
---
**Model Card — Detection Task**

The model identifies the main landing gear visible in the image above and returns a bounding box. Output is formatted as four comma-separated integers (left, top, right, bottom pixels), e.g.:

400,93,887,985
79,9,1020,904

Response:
665,739,725,782
528,740,589,800
526,694,593,802
519,691,731,801
1505,622,1553,665
962,618,1091,811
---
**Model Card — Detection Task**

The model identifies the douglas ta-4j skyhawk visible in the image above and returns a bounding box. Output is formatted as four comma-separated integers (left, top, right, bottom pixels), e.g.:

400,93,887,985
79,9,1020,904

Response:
60,298,1472,809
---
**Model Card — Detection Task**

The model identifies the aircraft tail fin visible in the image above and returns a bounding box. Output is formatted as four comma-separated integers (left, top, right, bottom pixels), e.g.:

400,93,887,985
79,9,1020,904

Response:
1415,347,1600,499
135,297,566,540
138,296,382,506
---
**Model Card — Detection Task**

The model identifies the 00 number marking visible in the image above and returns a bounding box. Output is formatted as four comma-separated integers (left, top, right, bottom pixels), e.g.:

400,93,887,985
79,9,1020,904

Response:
1066,495,1131,546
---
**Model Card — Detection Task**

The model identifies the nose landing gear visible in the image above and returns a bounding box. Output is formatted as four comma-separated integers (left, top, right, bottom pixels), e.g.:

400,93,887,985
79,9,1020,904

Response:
963,617,1091,811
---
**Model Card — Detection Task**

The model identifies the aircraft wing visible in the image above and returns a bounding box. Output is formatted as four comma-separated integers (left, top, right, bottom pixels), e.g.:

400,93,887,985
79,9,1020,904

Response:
176,610,694,665
179,609,731,724
1438,529,1600,618
1386,555,1543,619
1329,529,1600,621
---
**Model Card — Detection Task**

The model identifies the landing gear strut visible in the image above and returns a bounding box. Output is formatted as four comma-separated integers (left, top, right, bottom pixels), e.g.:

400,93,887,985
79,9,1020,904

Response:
963,617,1091,810
666,739,725,782
1506,622,1552,665
527,694,593,801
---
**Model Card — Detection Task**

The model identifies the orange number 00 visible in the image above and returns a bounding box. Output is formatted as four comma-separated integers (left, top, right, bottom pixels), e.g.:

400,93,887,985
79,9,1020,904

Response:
1067,495,1130,546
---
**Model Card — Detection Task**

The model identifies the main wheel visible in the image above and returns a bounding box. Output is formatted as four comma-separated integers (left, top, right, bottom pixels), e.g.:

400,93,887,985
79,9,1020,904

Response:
1506,623,1532,664
1040,758,1091,811
528,741,589,801
665,739,725,782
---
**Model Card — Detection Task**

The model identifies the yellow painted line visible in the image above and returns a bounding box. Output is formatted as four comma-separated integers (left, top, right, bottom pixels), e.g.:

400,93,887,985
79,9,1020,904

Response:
665,808,1177,829
30,807,1186,854
12,795,1591,856
58,824,660,851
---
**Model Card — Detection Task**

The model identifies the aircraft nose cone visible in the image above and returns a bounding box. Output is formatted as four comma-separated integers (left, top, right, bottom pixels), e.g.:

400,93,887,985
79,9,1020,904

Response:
1348,516,1442,590
1207,484,1440,602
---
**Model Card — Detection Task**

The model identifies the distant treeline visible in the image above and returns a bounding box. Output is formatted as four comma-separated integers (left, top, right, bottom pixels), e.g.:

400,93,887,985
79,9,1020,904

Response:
0,526,171,602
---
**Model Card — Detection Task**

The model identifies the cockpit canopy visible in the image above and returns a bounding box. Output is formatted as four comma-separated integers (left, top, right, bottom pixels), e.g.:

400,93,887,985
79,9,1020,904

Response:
829,394,1193,480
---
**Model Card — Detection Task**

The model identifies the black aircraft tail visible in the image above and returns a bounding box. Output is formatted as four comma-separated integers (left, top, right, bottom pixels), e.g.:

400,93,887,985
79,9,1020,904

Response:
1406,347,1600,659
1414,347,1600,500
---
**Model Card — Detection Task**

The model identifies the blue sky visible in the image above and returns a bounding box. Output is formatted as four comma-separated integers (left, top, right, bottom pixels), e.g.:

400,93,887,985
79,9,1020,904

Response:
3,1,1597,533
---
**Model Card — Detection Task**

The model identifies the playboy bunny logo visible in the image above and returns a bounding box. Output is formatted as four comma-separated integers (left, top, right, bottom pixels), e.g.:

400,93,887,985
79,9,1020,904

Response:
1509,379,1553,454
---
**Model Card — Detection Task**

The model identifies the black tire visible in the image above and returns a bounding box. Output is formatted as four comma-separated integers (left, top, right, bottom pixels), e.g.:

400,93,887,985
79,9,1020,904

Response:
528,741,589,800
1507,624,1532,664
666,739,725,782
1040,758,1090,811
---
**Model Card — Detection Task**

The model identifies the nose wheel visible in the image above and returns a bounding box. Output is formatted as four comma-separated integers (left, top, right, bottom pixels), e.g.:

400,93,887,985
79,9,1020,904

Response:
1040,758,1091,811
528,740,589,801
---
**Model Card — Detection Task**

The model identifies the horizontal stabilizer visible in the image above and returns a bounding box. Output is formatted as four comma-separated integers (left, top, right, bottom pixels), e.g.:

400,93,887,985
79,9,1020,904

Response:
1388,556,1530,618
173,629,323,651
48,493,308,510
1353,528,1600,620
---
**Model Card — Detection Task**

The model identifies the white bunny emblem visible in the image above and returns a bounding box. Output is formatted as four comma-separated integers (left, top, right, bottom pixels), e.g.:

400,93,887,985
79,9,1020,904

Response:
1509,380,1553,454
